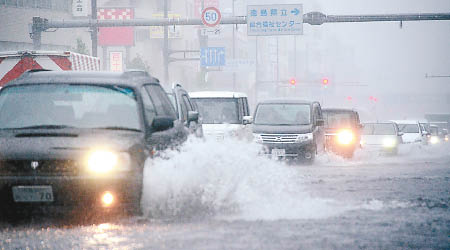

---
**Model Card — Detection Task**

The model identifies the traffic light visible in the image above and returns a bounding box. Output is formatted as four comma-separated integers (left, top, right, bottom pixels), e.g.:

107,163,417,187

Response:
347,96,352,101
289,77,297,85
322,77,329,85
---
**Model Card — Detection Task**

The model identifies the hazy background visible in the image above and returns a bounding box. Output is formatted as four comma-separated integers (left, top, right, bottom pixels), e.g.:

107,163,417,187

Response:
0,0,449,121
242,0,450,121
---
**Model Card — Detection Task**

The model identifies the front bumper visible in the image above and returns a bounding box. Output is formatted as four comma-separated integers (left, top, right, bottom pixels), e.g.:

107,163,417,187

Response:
0,173,142,212
361,144,398,154
259,141,315,158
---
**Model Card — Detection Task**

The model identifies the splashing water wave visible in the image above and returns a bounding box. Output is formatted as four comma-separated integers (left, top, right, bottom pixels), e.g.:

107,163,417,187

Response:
141,137,449,221
141,137,350,221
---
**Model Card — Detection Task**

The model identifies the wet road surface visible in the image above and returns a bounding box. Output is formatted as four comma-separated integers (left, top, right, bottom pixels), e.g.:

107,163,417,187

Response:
1,140,449,249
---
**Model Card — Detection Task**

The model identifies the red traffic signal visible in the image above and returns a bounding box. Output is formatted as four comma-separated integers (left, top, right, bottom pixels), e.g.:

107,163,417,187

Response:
289,77,297,85
322,78,329,85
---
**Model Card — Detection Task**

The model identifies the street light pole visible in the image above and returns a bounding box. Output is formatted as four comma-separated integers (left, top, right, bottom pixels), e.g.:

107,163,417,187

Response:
232,0,236,91
91,0,98,57
163,0,169,84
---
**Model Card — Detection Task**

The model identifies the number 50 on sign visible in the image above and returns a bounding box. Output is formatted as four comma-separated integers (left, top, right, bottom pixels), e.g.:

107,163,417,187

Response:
201,7,221,27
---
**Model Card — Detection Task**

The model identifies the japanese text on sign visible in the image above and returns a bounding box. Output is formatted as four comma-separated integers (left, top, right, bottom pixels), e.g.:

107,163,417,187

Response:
200,47,226,67
247,4,303,36
73,0,88,17
110,52,123,72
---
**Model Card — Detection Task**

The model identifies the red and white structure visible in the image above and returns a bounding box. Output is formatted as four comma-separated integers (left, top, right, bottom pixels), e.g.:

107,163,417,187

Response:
0,51,101,86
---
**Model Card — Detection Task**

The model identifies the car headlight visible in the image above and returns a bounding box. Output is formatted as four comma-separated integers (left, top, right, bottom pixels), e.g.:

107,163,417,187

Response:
383,138,397,148
253,133,263,143
296,133,313,142
430,136,439,144
337,130,354,145
87,150,131,173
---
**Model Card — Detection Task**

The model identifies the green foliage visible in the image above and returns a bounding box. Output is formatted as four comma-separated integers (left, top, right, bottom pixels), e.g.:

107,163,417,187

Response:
72,38,90,55
127,54,150,72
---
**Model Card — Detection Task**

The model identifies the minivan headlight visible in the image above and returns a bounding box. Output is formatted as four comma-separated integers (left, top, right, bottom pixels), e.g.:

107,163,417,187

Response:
383,138,397,148
296,133,313,142
337,130,354,145
87,150,131,173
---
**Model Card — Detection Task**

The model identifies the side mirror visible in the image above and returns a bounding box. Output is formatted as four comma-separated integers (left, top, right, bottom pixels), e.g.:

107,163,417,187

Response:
243,116,253,125
316,118,324,126
151,117,174,132
187,111,199,122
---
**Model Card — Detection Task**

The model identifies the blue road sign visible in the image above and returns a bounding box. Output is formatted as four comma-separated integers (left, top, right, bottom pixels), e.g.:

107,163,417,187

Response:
247,4,303,36
200,47,226,67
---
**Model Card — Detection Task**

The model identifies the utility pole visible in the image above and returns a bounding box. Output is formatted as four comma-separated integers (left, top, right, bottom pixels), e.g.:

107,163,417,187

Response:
163,0,169,84
91,0,98,57
232,0,236,91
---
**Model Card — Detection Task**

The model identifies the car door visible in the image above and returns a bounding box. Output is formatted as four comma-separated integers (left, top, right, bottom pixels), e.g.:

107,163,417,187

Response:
142,84,187,151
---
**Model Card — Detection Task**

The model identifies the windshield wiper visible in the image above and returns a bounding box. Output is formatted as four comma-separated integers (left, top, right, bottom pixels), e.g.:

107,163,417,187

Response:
92,126,142,132
11,125,75,130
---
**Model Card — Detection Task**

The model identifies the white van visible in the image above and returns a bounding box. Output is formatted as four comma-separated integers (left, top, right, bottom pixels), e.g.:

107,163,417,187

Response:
391,120,427,144
189,91,252,140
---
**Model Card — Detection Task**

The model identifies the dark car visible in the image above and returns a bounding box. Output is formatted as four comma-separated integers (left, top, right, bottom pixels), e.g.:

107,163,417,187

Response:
252,100,324,164
0,70,186,218
167,83,203,137
322,108,362,158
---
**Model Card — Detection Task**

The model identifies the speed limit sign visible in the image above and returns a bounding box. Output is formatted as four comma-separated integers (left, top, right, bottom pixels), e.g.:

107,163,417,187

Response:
201,7,221,27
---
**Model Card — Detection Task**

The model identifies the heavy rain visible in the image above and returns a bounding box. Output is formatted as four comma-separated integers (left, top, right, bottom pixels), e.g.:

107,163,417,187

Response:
0,0,449,249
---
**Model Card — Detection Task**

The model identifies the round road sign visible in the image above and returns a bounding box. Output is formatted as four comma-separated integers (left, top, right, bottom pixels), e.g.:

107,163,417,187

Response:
201,7,221,27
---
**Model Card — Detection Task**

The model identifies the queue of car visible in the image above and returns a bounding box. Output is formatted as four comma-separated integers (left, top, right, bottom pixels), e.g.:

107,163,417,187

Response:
0,69,447,219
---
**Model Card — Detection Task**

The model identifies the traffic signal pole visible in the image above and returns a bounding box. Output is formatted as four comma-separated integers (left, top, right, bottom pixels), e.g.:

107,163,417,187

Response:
30,12,450,84
163,0,169,83
31,12,450,50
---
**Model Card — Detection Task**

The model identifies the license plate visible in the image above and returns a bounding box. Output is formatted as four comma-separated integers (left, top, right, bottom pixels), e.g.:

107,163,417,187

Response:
12,186,54,202
271,148,286,157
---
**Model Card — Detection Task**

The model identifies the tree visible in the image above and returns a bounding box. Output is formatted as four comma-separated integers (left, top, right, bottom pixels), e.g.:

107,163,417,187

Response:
127,54,150,72
72,38,90,55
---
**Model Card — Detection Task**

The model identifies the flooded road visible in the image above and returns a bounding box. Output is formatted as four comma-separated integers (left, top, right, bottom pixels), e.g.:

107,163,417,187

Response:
1,139,449,249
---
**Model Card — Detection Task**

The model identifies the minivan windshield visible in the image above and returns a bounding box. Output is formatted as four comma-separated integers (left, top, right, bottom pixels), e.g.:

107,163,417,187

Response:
192,98,240,124
323,111,356,128
0,84,141,130
254,103,310,125
362,123,396,135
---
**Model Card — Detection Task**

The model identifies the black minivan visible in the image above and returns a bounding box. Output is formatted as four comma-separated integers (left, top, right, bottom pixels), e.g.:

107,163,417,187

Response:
0,70,188,218
252,100,324,164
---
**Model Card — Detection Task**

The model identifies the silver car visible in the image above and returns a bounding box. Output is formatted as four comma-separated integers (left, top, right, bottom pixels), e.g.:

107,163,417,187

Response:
361,122,403,155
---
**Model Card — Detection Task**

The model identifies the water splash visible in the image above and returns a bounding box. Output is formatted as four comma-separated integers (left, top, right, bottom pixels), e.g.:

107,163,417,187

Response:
141,137,349,221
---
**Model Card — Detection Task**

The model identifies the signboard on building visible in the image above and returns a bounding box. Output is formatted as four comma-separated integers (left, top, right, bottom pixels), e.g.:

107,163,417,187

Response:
200,47,225,67
150,13,183,39
194,0,219,17
247,4,303,36
73,0,89,17
98,8,135,46
109,52,123,72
